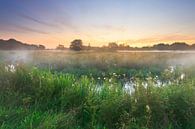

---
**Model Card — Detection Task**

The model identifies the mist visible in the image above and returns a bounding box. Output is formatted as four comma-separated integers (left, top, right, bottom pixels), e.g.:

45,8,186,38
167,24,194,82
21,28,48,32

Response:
2,50,33,64
168,53,195,67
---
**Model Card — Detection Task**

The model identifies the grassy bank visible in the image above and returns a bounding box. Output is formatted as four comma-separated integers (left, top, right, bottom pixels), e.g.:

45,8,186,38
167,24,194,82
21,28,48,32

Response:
0,65,195,129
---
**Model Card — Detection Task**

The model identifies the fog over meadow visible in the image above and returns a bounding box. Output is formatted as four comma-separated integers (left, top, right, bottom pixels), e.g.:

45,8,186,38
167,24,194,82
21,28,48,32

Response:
1,50,195,69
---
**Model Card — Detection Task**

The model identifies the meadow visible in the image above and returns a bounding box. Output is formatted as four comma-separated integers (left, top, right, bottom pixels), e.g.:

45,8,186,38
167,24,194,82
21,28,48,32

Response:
0,50,195,129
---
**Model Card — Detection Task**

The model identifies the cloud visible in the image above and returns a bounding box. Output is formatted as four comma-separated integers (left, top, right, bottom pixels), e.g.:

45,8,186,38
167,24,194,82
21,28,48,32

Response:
19,13,57,28
16,12,78,33
0,22,48,34
13,24,49,34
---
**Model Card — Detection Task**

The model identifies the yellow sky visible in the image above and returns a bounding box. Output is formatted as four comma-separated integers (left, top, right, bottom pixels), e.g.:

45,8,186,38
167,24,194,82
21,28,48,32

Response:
1,33,195,48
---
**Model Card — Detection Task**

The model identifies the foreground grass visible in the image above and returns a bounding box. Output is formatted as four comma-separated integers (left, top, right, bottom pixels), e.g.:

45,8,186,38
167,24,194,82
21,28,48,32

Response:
0,66,195,129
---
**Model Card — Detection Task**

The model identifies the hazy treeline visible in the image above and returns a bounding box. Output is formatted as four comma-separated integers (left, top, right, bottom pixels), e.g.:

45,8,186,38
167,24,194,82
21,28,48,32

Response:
0,39,45,50
91,42,195,51
1,38,195,51
57,39,195,51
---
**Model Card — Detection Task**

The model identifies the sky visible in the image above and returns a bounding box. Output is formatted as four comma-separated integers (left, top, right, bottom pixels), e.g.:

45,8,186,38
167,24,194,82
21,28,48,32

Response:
0,0,195,48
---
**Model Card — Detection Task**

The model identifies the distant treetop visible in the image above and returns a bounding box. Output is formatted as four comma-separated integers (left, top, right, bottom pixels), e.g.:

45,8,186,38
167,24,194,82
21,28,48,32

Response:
70,39,83,51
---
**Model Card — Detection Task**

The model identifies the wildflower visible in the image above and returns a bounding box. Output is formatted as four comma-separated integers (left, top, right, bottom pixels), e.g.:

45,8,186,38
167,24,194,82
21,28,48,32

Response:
180,73,185,80
169,66,176,73
124,82,135,94
5,64,16,72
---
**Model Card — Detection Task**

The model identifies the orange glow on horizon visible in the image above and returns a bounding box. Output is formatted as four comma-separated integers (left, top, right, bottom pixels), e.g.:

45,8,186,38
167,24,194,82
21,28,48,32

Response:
1,33,195,49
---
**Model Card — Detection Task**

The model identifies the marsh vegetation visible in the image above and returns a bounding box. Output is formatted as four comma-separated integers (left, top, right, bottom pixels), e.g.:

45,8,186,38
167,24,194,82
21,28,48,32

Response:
0,50,195,129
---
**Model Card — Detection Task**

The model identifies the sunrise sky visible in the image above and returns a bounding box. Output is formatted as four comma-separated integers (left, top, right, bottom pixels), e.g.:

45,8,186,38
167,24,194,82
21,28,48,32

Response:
0,0,195,48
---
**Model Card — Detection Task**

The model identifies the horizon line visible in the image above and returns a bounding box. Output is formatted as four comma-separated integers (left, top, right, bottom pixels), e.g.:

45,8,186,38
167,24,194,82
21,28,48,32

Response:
1,38,195,49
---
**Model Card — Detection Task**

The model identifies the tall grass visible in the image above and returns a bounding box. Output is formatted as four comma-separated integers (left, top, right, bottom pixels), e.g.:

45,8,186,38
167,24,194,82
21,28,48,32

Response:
0,65,195,129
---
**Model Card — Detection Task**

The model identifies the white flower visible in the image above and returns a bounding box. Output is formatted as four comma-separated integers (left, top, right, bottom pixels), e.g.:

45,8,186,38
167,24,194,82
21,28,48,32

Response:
169,66,176,73
5,64,16,72
180,73,185,80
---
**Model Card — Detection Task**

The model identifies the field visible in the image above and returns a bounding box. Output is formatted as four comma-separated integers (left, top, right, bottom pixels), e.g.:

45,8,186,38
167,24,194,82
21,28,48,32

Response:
0,50,195,129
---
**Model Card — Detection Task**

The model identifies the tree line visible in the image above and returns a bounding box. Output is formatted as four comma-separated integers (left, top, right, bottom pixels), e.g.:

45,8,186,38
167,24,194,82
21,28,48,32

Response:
1,38,195,51
0,39,45,50
56,39,195,51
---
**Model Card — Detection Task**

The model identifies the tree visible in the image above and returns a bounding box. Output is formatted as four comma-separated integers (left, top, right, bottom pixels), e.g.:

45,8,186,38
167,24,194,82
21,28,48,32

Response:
153,43,169,50
170,42,189,50
108,42,118,49
191,44,195,49
38,45,45,50
118,43,131,50
56,44,65,50
70,39,83,51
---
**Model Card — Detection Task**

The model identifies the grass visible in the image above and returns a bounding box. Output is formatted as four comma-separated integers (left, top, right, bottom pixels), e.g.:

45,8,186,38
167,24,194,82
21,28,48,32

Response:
0,64,195,129
0,51,195,129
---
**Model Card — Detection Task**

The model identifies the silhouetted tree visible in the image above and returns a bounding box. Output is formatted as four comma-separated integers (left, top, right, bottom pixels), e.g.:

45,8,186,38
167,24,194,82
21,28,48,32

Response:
0,38,45,50
56,44,65,50
153,43,169,50
70,39,83,51
191,44,195,49
118,43,131,50
108,42,118,49
38,45,45,50
170,42,189,50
